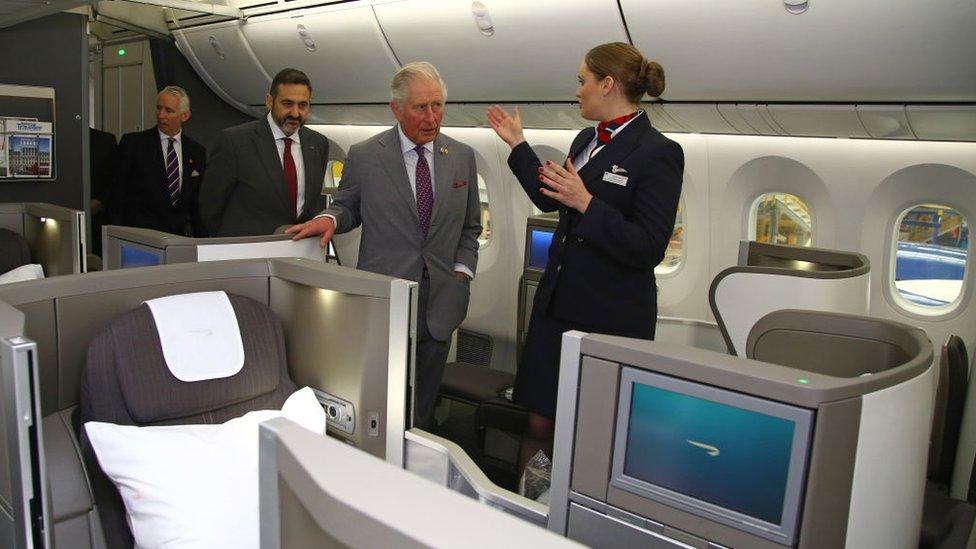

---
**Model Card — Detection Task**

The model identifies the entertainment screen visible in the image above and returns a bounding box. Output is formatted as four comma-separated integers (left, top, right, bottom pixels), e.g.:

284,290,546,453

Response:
120,243,163,269
527,227,555,271
610,368,813,545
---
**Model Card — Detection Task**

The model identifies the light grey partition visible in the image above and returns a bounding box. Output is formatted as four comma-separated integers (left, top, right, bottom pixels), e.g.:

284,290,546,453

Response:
0,334,51,549
0,258,415,549
259,417,578,549
102,225,337,270
0,202,86,276
550,313,933,549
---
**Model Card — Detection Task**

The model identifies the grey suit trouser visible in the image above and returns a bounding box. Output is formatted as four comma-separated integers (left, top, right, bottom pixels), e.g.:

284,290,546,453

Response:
414,273,450,431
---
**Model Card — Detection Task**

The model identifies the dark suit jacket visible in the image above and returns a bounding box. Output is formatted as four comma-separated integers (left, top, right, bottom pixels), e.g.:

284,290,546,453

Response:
199,119,329,236
112,127,207,236
89,128,118,255
509,113,683,338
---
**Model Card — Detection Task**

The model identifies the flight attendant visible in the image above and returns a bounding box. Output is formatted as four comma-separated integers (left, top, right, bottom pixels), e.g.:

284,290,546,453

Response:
486,42,684,468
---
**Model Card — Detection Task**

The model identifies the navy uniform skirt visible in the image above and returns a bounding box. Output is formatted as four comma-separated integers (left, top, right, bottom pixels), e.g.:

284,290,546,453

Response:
514,305,654,419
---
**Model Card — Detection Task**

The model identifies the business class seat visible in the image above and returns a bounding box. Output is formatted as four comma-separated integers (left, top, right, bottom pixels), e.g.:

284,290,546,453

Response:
710,241,870,356
79,292,297,548
0,258,413,549
0,227,31,274
920,337,975,549
0,201,86,275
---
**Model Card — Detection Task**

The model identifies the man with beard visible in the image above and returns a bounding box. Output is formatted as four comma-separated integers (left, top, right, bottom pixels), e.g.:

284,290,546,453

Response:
199,68,330,236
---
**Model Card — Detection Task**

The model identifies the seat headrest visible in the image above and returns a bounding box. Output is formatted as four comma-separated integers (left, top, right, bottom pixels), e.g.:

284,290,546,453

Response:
99,293,287,423
145,291,245,382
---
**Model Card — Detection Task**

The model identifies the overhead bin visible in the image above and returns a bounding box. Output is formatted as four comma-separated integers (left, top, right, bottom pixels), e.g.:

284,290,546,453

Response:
173,21,270,112
907,106,976,142
241,4,400,104
767,105,870,138
620,0,976,102
857,105,916,140
373,0,628,102
665,104,737,134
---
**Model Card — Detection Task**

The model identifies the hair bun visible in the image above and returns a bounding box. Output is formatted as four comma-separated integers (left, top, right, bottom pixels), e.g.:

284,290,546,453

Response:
643,60,665,97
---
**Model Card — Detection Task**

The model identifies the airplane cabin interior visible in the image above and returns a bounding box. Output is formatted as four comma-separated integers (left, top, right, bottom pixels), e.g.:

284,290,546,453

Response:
1,1,975,548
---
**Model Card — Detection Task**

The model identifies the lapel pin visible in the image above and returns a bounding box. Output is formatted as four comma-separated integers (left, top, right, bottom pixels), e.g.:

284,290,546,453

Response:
439,145,449,156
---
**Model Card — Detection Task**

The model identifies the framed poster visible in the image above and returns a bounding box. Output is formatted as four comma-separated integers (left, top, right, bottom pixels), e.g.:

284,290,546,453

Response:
0,84,56,181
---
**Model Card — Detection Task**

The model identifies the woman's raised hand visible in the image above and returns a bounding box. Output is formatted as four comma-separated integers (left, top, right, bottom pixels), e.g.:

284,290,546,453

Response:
538,158,592,213
485,105,526,148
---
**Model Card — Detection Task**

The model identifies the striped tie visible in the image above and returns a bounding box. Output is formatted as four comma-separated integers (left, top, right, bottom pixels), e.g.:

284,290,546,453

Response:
414,145,433,237
165,137,180,206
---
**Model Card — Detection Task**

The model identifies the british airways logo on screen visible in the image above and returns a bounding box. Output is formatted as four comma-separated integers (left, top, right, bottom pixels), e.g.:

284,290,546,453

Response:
686,439,720,457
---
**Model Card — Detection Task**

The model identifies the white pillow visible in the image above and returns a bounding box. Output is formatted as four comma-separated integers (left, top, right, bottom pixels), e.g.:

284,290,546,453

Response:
0,264,44,285
85,387,326,549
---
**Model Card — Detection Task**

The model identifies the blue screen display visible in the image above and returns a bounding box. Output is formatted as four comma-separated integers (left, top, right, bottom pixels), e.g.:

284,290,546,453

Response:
120,244,162,269
528,228,554,271
624,383,795,524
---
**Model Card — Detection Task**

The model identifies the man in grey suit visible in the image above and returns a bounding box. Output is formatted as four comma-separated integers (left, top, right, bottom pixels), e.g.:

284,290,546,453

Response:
287,62,482,429
200,68,330,236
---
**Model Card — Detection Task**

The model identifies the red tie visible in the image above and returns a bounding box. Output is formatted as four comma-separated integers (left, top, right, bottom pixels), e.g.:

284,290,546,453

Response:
596,111,640,144
283,137,298,217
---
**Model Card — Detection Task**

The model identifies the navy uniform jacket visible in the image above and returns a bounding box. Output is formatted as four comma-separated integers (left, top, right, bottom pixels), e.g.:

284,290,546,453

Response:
508,113,683,337
112,127,207,236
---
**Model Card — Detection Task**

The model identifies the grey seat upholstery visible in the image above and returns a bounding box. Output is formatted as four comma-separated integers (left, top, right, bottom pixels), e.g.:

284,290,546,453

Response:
930,336,970,487
0,227,31,274
920,337,975,549
78,293,297,549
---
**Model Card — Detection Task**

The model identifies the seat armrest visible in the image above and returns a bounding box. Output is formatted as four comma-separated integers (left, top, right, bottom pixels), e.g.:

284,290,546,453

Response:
44,408,95,521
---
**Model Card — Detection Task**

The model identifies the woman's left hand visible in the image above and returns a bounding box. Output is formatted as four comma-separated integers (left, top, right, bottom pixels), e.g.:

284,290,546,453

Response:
538,158,593,213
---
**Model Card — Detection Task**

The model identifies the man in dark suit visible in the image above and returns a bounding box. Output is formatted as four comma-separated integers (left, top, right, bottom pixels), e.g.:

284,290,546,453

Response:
112,86,207,236
199,68,329,236
287,63,481,429
89,127,117,256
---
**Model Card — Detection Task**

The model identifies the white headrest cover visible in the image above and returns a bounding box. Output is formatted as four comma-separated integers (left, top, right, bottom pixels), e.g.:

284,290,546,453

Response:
145,291,245,382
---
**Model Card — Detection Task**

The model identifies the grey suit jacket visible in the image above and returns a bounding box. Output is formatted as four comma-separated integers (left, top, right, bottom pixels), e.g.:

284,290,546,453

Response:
324,126,481,341
199,118,329,236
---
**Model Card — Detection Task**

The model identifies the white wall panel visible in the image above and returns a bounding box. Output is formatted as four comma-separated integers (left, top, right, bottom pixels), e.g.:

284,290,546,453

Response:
374,0,628,101
242,4,400,104
657,133,710,320
174,22,270,110
621,0,976,102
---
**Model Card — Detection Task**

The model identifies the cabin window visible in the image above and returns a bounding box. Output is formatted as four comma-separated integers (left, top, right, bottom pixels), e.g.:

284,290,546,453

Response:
655,198,684,275
893,204,968,310
477,173,491,245
751,193,812,247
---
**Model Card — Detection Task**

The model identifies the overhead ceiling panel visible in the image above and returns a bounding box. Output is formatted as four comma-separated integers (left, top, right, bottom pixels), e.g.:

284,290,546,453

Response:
620,0,976,102
242,4,400,104
374,0,628,102
174,21,270,110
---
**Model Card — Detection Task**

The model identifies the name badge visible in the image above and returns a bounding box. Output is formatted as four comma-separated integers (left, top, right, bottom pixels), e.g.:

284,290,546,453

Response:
602,172,628,186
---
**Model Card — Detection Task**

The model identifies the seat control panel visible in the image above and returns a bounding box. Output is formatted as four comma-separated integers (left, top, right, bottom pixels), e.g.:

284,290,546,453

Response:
312,388,355,435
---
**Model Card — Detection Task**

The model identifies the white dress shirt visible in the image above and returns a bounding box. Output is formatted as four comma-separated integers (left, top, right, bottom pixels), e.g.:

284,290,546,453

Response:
267,112,306,216
572,110,645,170
158,130,183,190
